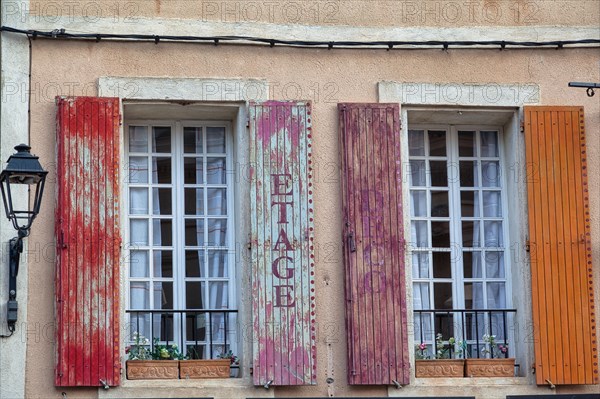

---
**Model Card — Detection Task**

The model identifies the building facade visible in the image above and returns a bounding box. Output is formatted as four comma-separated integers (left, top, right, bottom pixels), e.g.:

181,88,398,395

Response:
0,1,599,399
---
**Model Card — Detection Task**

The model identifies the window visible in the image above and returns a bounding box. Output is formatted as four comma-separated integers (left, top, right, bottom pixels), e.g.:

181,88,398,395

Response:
409,125,512,358
126,121,237,360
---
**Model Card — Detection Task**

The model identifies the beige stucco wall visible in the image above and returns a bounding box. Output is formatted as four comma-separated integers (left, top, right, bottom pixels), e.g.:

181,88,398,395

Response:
21,37,600,399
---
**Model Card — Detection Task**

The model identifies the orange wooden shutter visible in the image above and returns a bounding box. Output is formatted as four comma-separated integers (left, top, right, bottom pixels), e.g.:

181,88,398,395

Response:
55,97,121,387
338,103,409,385
524,106,598,385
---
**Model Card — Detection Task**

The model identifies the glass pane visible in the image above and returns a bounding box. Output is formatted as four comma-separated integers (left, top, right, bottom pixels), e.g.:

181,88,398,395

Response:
185,219,205,246
487,282,506,308
430,161,447,187
458,131,475,157
463,251,482,278
206,158,227,184
186,281,205,309
410,191,426,217
130,219,149,245
462,221,480,247
485,251,505,278
130,282,149,309
464,282,483,309
481,131,499,157
207,250,228,277
129,126,148,152
206,127,226,153
129,188,148,215
411,221,428,248
152,157,172,184
482,191,502,217
409,160,426,187
431,191,449,217
412,282,430,309
209,282,229,308
152,188,172,215
207,189,227,215
431,222,450,248
130,250,149,278
432,252,451,278
408,130,425,156
185,157,204,184
185,188,205,215
152,126,171,153
414,313,434,344
207,219,228,247
434,282,453,309
154,281,173,309
186,250,205,277
184,127,203,154
461,191,480,218
152,219,172,246
481,161,500,187
412,252,430,278
460,161,478,187
129,157,148,183
428,130,446,156
484,221,503,247
153,250,173,278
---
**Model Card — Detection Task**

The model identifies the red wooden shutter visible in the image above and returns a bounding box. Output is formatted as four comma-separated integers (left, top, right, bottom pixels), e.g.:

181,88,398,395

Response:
249,101,316,386
338,103,409,385
524,106,598,385
55,97,121,387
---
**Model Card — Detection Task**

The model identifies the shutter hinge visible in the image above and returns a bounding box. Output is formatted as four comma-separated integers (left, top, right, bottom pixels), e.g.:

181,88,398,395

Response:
119,114,123,126
520,120,525,133
525,239,531,252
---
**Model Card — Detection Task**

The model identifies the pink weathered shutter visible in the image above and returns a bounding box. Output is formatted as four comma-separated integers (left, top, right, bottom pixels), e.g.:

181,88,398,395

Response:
55,97,121,387
338,103,409,385
249,101,316,386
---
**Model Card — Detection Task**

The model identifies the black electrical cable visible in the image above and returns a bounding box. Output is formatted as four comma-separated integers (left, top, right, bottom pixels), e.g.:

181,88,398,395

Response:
1,26,599,50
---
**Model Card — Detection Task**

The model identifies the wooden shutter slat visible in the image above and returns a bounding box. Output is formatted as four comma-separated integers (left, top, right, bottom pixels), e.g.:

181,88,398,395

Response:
339,103,409,385
249,101,316,386
524,106,598,385
55,97,121,387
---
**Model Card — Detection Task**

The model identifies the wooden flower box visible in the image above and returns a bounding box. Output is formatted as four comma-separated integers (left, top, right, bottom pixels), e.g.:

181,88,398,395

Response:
179,359,231,379
465,358,515,377
415,359,465,378
126,360,179,380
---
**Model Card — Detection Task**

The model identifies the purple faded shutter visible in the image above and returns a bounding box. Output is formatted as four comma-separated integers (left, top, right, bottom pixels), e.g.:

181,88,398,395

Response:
249,101,316,386
55,97,121,387
338,103,409,385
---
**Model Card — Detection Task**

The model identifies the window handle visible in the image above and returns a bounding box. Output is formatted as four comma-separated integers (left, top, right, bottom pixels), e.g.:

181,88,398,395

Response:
348,232,356,253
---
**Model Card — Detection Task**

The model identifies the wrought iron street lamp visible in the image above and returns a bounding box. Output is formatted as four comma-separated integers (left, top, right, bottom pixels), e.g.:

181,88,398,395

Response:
0,144,47,332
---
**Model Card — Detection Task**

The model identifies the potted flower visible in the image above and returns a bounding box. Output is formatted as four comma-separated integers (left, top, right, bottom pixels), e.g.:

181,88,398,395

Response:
219,350,240,377
465,334,515,377
179,348,230,379
125,333,180,380
415,334,465,378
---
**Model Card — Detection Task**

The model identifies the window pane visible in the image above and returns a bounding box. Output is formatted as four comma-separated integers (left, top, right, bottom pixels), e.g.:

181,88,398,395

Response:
130,250,149,278
434,283,453,309
460,191,480,218
185,250,205,277
208,250,229,277
152,219,173,246
487,282,506,308
207,127,226,153
185,188,204,215
414,313,434,343
408,130,425,156
152,157,172,184
129,157,148,183
412,252,430,278
463,251,482,278
130,188,148,215
207,219,228,247
185,157,204,184
464,282,483,309
186,282,205,309
462,221,480,247
482,191,502,217
207,188,227,215
153,188,172,215
485,251,505,278
430,161,447,187
460,161,478,187
413,282,430,309
409,160,426,187
185,219,205,246
152,126,171,153
130,282,149,309
184,127,203,154
130,219,149,245
481,161,500,187
428,130,446,156
410,191,426,217
458,131,475,157
154,282,173,309
481,131,499,157
431,222,450,248
432,252,451,278
153,250,173,278
129,126,148,152
209,282,229,308
431,191,449,217
411,221,428,248
206,158,227,184
484,221,503,247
